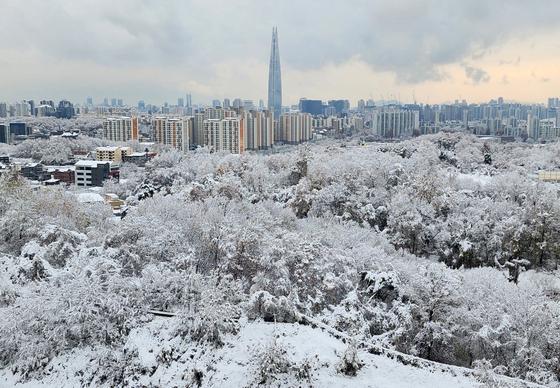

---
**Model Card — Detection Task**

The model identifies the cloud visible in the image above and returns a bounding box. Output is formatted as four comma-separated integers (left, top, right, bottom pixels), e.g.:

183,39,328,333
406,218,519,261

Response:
0,0,560,101
499,56,521,66
462,64,490,84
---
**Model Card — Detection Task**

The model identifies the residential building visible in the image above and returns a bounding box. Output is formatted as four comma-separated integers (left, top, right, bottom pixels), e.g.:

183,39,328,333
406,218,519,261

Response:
369,108,420,138
152,117,192,152
122,152,151,166
102,117,139,142
204,117,244,154
95,146,132,162
245,110,274,150
278,112,313,144
47,166,75,185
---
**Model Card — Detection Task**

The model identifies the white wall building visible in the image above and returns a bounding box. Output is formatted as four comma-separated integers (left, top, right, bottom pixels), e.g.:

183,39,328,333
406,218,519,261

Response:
152,117,192,152
102,117,139,142
204,117,244,154
368,108,419,138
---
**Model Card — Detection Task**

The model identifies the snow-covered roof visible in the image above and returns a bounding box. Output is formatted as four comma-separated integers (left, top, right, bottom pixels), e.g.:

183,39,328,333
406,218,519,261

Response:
46,166,75,172
127,152,148,157
96,146,120,152
75,192,104,203
75,160,109,167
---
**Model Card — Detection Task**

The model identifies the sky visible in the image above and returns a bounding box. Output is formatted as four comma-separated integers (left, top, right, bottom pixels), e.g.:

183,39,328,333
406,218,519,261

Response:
1,0,560,106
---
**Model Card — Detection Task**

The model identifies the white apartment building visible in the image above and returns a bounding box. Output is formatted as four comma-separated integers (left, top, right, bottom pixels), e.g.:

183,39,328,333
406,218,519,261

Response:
204,117,244,154
278,112,312,144
152,117,192,152
102,117,139,142
245,110,274,150
368,108,420,138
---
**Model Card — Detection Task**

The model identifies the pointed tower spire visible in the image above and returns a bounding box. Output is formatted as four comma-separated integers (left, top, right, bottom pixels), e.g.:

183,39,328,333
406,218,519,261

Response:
268,26,282,120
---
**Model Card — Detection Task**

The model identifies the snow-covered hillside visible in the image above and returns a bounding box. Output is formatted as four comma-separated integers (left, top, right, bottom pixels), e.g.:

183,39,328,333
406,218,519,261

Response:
0,319,530,388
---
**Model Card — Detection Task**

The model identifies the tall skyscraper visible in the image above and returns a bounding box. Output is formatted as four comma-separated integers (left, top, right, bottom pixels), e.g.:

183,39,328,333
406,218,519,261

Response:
267,27,282,120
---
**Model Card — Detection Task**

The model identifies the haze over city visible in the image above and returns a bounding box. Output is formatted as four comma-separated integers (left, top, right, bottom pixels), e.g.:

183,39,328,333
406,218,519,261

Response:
1,0,560,104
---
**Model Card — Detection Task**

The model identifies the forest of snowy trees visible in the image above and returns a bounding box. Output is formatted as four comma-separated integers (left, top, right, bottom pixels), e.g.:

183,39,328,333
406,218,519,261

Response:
1,133,559,386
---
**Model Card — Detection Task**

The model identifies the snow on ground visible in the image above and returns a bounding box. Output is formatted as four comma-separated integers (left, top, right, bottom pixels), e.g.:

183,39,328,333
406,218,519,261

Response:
206,321,481,388
0,318,490,388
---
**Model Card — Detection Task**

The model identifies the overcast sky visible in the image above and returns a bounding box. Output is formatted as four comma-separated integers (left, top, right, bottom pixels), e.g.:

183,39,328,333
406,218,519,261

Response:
1,0,560,106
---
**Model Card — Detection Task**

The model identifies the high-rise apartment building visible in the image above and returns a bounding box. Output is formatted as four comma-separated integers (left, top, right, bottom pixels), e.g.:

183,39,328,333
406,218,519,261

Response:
204,117,244,154
245,110,274,150
369,108,420,138
152,117,192,152
103,117,139,142
192,112,205,147
278,112,312,144
268,27,282,120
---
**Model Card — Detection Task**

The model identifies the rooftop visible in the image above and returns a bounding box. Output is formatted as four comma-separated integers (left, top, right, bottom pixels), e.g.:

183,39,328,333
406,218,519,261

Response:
75,160,109,167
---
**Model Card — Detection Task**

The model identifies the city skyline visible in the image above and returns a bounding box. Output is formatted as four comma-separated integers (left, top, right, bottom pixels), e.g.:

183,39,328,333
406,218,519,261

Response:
1,1,560,105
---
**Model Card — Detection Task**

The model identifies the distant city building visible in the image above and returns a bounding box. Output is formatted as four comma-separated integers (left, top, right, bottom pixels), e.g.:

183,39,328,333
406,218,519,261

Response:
327,100,350,115
9,122,31,137
56,100,75,119
102,117,139,142
243,100,255,111
212,99,222,108
152,117,192,152
204,117,244,154
278,112,312,144
0,124,8,144
268,27,282,119
232,98,243,109
36,104,56,117
299,99,323,116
